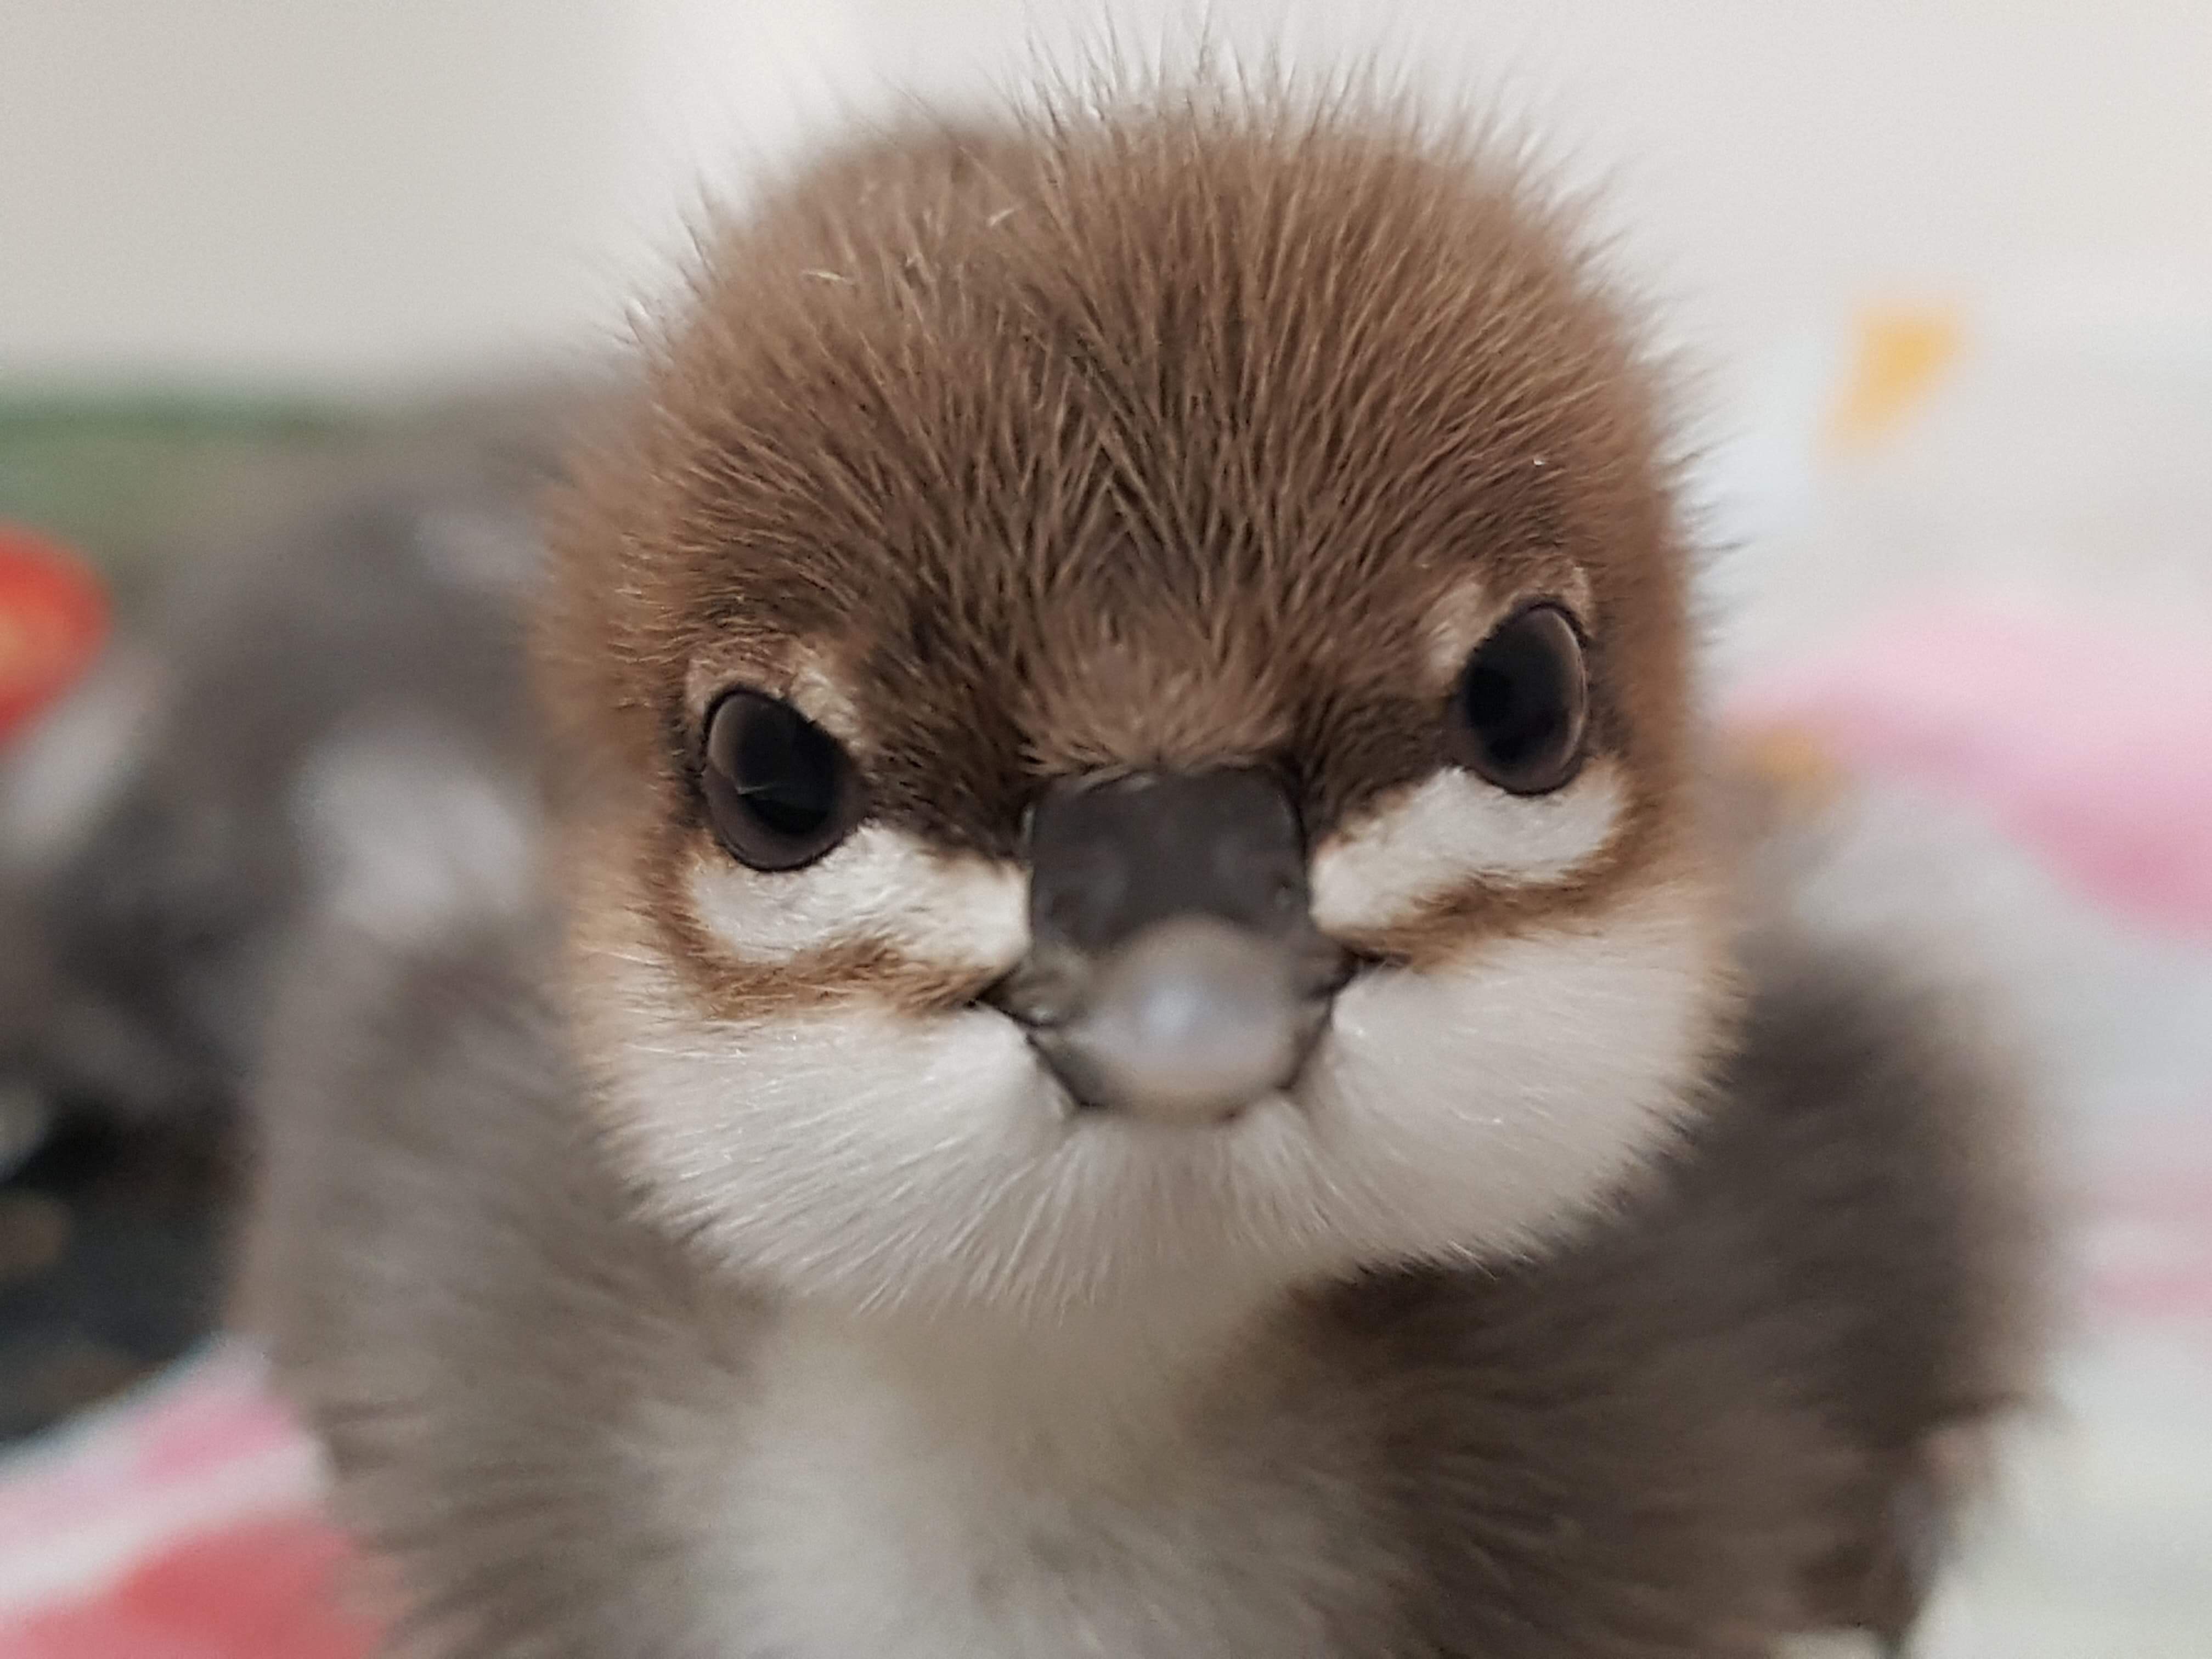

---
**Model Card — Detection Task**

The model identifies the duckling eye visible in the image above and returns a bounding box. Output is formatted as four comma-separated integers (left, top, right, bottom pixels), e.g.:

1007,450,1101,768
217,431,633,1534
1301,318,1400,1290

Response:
1446,602,1590,796
701,690,865,871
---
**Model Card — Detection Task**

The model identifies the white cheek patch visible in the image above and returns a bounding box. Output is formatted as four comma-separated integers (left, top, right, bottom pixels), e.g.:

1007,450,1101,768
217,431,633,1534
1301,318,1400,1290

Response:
596,968,1346,1316
592,963,1076,1311
1308,763,1627,935
686,823,1028,973
596,872,1718,1318
1294,876,1718,1258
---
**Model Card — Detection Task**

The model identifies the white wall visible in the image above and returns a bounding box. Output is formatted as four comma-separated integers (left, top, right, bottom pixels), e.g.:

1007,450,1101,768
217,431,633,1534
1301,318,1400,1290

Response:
3,1,2207,395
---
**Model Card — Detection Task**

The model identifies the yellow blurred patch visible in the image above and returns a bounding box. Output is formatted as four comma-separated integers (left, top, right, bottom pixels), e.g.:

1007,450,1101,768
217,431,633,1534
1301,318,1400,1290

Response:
1733,722,1850,817
1824,306,1962,454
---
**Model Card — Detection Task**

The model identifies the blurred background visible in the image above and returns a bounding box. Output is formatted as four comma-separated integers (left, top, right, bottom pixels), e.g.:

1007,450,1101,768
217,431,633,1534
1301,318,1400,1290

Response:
5,0,2210,393
0,4,2208,1656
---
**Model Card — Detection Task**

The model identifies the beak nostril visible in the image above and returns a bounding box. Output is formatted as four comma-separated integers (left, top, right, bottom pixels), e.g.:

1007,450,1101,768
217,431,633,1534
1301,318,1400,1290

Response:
979,949,1085,1030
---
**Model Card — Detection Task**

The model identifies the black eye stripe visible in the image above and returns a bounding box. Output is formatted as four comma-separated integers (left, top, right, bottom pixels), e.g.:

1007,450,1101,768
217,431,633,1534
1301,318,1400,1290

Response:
701,690,866,871
1444,602,1589,797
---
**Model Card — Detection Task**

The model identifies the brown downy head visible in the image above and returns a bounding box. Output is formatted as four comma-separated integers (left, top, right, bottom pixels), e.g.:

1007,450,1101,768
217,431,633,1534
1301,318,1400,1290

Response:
537,87,1734,1317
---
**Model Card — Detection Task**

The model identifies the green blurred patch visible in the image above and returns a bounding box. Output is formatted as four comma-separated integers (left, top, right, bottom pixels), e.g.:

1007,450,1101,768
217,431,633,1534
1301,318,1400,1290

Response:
0,396,373,607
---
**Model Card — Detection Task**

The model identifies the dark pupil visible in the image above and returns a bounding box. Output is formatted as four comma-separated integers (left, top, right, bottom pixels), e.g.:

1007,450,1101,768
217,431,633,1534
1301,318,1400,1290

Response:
1464,622,1567,766
726,703,839,836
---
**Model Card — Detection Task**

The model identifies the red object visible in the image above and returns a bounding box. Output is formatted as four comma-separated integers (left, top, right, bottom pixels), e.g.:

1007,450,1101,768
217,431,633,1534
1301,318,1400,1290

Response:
0,524,109,744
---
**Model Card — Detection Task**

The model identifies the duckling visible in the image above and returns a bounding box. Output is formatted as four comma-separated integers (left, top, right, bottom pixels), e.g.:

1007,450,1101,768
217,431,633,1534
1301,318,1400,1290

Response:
247,89,2044,1658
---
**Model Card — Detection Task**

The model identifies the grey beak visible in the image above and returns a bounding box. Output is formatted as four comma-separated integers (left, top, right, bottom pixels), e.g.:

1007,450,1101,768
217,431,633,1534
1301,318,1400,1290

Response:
989,769,1346,1123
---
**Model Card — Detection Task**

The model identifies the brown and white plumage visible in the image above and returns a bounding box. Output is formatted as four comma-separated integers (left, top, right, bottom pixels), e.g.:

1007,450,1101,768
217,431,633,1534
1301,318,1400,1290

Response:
246,86,2045,1658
